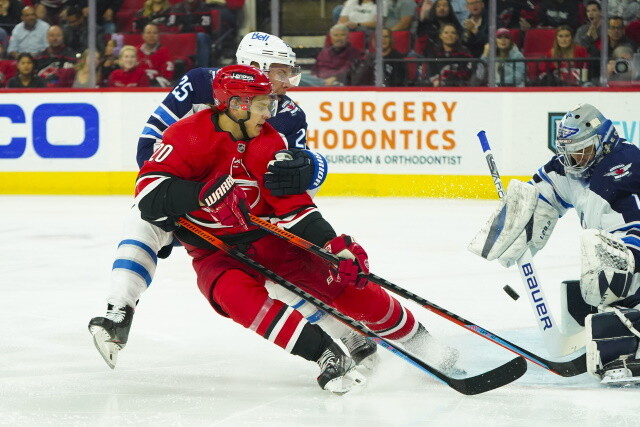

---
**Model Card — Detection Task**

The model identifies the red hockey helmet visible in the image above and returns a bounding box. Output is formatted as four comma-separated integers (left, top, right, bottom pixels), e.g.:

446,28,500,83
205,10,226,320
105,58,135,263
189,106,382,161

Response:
212,64,276,116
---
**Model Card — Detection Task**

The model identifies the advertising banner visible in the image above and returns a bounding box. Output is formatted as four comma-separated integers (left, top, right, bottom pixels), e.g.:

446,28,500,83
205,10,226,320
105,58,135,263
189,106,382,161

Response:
1,88,638,196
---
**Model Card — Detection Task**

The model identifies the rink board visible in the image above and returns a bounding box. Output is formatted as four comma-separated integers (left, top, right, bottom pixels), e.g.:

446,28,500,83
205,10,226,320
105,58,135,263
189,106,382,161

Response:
1,88,638,196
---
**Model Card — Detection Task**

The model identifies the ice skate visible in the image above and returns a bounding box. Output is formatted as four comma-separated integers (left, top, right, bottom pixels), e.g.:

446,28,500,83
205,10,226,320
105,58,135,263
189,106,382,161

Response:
600,358,640,387
341,330,379,371
88,304,134,369
403,324,465,375
317,341,366,394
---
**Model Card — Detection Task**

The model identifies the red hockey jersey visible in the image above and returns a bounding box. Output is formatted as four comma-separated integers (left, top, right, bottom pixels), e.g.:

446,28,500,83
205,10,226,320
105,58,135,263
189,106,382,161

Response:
135,108,318,242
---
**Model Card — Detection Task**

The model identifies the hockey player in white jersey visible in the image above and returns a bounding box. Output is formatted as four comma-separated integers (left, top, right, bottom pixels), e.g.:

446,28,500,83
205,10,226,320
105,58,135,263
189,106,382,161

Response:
470,103,640,385
88,32,379,390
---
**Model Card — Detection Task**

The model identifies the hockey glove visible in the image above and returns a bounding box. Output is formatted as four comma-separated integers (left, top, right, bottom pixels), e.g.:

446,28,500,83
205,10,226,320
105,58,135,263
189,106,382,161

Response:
264,150,314,196
324,234,370,289
199,175,249,230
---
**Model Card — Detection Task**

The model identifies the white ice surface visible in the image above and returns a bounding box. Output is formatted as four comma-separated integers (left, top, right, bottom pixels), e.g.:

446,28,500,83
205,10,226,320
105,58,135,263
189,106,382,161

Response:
1,196,638,426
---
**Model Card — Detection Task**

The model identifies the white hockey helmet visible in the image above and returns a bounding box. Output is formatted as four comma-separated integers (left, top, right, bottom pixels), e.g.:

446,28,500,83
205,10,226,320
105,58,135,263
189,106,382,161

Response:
555,103,616,175
236,32,301,85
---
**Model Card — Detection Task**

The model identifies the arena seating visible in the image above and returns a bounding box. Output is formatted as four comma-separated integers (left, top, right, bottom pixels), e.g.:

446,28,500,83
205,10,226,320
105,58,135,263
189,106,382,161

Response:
121,32,197,76
522,28,557,82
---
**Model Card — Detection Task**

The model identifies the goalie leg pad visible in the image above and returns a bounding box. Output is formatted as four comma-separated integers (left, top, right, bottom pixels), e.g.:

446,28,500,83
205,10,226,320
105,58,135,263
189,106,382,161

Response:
468,180,558,267
580,229,638,307
585,307,640,379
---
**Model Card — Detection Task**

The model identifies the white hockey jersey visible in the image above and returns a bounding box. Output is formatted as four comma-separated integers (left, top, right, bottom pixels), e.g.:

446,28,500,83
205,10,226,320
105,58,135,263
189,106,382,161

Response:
531,139,640,307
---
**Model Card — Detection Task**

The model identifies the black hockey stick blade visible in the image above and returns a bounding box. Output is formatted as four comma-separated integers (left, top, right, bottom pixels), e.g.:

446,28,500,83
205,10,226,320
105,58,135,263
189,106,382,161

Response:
378,336,527,395
247,215,586,377
545,353,586,377
446,356,527,396
178,218,526,395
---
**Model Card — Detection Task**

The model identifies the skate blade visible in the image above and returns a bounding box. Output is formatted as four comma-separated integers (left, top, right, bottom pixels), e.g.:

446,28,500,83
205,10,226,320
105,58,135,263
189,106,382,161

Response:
601,376,640,387
89,325,121,369
323,367,367,395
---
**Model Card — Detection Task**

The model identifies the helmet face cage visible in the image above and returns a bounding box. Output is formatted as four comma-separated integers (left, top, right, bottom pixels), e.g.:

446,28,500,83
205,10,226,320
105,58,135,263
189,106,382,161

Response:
236,32,301,86
555,104,610,175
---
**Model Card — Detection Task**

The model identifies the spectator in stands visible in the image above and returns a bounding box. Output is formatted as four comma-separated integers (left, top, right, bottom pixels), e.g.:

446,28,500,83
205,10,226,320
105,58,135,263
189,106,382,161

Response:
37,0,72,24
537,25,589,86
107,45,150,87
379,27,407,86
72,48,100,88
427,22,473,86
461,0,487,57
0,0,23,34
35,24,76,87
138,23,174,87
338,0,378,31
308,23,363,86
608,44,637,81
419,0,467,25
496,0,538,30
607,15,637,54
417,0,462,45
6,52,46,87
537,0,579,31
348,27,407,86
477,27,525,87
8,6,50,59
62,5,104,55
385,0,416,31
0,28,6,58
34,3,52,25
576,0,602,57
99,38,119,85
169,0,212,67
134,0,172,33
204,0,242,47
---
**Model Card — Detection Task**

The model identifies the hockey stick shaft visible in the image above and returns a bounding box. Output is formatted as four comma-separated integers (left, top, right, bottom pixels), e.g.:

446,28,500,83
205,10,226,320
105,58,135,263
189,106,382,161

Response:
477,131,584,357
248,214,585,376
177,217,526,394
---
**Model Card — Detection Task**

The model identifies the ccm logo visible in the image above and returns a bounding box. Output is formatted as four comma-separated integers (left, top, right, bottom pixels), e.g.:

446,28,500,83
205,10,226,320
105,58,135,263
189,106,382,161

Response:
0,103,99,159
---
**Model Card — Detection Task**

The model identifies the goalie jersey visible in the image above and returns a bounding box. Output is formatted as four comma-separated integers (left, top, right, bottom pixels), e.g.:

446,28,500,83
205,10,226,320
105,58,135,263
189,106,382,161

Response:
531,139,640,306
136,67,310,168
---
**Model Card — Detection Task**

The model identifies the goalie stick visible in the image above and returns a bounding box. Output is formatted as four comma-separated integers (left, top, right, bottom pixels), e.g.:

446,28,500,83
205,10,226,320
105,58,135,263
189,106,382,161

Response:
477,130,585,358
177,218,527,395
247,214,587,377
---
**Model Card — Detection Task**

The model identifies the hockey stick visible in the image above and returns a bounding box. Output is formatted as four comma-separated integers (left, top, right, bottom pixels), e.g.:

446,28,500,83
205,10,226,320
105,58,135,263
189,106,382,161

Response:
477,130,585,357
177,217,527,395
247,214,586,376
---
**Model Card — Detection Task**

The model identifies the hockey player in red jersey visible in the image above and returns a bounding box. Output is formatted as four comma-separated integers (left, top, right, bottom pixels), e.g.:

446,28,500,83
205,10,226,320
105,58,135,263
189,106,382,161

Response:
133,64,447,393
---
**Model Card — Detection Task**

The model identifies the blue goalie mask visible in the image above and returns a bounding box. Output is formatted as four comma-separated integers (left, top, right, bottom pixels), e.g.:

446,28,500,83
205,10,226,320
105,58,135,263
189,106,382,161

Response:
555,103,616,176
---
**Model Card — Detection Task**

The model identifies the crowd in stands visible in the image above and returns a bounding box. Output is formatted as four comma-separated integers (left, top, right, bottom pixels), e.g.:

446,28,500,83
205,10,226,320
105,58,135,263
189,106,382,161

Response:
305,0,640,87
0,0,242,88
3,0,640,88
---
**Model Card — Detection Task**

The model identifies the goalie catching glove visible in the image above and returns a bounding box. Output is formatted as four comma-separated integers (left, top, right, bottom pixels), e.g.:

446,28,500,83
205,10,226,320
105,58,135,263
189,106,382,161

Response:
579,229,638,307
324,234,370,289
468,179,558,267
199,174,249,230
